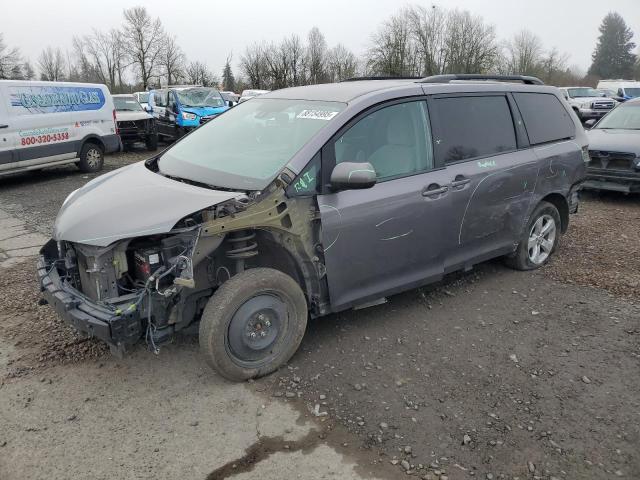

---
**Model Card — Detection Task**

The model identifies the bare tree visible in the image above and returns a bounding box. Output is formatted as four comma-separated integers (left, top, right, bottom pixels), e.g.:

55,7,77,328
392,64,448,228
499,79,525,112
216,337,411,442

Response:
159,34,185,86
185,61,217,87
283,34,307,86
75,29,120,90
327,44,357,82
0,33,22,79
443,9,498,74
38,47,66,81
407,5,448,75
539,47,570,84
22,61,35,80
122,6,164,89
240,43,269,89
367,11,419,77
307,27,328,83
501,30,544,76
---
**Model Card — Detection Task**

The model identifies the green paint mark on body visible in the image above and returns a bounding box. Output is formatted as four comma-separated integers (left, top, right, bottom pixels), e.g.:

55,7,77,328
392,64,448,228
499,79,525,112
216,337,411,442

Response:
477,160,497,168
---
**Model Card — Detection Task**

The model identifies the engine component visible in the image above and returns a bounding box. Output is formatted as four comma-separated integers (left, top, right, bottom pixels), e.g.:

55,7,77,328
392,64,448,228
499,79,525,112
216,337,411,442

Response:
134,248,163,281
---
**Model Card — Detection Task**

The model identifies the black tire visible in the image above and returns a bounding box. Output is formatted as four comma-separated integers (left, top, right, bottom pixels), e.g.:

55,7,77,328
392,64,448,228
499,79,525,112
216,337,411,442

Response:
146,133,158,151
505,201,561,271
199,267,308,381
77,142,104,173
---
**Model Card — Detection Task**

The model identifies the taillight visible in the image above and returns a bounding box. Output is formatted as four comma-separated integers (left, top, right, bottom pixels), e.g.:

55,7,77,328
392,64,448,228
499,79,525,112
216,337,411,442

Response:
112,109,118,133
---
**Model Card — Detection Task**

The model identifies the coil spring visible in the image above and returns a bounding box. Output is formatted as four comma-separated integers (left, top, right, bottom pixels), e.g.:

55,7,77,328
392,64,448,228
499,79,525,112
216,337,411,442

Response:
226,231,259,260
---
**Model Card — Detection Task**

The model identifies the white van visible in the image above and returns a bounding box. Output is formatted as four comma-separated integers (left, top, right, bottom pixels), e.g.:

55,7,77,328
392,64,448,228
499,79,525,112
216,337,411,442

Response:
596,80,640,101
0,80,120,177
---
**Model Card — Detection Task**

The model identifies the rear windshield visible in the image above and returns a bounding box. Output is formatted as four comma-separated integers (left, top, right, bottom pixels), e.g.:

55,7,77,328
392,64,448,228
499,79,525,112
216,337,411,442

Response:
513,93,575,145
158,98,345,190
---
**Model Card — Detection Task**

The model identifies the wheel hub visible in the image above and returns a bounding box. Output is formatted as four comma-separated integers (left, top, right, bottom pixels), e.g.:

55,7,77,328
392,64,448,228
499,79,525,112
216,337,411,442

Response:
227,294,287,364
527,214,556,265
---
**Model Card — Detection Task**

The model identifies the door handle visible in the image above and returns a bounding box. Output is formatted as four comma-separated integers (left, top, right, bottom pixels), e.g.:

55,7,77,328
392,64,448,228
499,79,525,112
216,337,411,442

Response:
451,177,471,189
422,184,448,197
0,125,8,129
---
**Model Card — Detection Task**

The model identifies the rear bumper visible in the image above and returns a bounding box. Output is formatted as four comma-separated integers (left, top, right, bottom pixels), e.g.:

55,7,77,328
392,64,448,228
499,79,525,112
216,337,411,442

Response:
37,242,142,349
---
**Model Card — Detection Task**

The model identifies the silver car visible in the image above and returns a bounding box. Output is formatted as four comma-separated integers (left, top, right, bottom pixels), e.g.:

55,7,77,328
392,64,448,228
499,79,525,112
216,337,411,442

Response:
38,75,587,381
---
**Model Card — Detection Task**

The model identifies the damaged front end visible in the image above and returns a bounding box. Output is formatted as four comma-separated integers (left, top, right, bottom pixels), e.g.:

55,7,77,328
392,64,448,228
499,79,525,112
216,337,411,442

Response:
38,176,328,356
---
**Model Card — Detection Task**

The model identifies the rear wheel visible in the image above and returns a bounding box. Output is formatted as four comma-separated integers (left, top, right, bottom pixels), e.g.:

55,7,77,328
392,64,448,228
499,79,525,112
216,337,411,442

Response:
199,268,308,381
505,201,561,271
77,143,104,173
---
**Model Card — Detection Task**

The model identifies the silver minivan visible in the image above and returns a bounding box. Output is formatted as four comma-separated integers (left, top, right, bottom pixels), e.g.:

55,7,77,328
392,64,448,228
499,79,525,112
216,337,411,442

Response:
38,75,587,381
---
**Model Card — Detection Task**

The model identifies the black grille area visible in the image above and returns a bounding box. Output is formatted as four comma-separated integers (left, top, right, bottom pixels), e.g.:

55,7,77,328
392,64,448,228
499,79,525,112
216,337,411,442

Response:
591,101,615,110
588,151,635,171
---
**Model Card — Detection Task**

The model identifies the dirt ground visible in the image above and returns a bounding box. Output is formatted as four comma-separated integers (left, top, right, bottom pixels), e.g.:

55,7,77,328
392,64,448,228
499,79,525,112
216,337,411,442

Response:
0,152,639,479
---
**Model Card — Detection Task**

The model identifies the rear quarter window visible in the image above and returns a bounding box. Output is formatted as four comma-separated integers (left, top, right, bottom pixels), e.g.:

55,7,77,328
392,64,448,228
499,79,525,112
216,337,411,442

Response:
513,93,574,145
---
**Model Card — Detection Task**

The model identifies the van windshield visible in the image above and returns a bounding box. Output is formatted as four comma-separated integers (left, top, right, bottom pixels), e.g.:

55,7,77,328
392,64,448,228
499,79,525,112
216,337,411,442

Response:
176,88,225,108
158,98,345,190
625,88,640,98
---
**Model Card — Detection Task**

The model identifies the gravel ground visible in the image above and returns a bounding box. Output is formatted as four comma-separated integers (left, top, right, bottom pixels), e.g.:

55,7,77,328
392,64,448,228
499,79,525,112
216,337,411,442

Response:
1,151,639,479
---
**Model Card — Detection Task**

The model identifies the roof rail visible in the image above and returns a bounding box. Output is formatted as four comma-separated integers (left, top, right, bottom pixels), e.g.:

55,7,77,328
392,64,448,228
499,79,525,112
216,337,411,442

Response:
341,76,422,82
419,74,544,85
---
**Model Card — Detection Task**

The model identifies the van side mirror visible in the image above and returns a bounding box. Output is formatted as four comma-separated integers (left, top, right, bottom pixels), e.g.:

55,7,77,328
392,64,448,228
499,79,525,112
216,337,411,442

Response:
330,162,377,191
584,119,597,129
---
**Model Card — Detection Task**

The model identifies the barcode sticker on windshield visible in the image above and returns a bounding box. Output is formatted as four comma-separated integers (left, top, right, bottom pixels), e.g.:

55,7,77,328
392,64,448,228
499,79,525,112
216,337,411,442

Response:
297,110,339,121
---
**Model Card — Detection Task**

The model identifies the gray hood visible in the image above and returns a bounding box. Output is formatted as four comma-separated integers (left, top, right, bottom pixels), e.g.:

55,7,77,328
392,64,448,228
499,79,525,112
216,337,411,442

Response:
586,128,640,156
54,161,241,247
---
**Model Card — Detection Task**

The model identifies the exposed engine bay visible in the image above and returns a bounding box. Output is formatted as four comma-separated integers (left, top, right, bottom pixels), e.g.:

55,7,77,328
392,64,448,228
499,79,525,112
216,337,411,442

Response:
40,178,328,355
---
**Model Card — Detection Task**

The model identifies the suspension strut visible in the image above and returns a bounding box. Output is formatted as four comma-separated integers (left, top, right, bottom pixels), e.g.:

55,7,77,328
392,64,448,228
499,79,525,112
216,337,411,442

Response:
226,231,258,273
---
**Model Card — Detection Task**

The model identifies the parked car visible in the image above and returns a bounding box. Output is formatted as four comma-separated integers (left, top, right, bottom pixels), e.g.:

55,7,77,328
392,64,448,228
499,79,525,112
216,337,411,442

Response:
148,86,230,141
112,94,158,151
220,91,240,107
596,80,640,102
38,74,587,381
558,87,617,122
595,88,625,103
132,91,150,111
0,80,119,176
238,89,270,103
583,97,640,193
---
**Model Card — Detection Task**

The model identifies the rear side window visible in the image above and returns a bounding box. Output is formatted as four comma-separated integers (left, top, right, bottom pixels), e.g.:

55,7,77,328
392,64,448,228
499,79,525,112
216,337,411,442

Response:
431,96,517,163
513,93,574,145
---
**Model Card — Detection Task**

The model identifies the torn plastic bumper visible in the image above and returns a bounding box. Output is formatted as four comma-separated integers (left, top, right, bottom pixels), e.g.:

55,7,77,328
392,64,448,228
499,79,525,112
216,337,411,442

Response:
37,248,142,351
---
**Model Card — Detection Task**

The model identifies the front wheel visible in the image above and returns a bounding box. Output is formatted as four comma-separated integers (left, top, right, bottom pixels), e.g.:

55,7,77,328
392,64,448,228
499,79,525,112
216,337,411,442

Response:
199,268,308,381
505,201,561,271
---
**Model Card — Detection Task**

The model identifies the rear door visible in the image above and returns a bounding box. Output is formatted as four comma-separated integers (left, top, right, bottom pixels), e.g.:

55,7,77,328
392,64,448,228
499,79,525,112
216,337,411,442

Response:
428,93,538,272
318,99,451,311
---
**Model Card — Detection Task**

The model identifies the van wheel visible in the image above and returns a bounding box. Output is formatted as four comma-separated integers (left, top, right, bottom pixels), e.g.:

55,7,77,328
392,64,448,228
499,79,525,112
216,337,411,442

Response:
199,268,308,381
77,143,104,173
505,201,561,271
146,133,158,151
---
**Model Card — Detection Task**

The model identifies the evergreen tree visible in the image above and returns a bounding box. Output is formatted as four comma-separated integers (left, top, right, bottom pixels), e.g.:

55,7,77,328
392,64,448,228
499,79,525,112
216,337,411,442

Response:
222,55,236,92
588,12,636,78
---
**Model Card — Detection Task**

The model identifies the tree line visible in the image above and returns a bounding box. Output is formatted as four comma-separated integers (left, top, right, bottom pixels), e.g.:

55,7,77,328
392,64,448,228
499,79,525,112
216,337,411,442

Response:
0,6,638,92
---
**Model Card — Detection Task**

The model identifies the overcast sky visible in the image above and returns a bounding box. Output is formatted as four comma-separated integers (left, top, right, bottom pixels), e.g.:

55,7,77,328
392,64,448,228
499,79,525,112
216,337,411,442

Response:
3,0,640,77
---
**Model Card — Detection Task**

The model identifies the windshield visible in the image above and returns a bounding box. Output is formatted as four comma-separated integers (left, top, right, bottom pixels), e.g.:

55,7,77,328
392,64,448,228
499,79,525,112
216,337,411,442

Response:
625,88,640,98
568,88,602,98
114,96,143,111
595,103,640,130
176,88,224,108
137,92,149,103
158,98,346,190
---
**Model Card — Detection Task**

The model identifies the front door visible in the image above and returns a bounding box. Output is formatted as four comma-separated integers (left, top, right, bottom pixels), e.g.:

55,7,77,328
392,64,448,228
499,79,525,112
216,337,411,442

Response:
318,100,450,311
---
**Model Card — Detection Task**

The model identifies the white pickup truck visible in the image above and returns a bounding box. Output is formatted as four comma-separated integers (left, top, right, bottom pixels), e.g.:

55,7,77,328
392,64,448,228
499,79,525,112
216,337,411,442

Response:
558,87,618,122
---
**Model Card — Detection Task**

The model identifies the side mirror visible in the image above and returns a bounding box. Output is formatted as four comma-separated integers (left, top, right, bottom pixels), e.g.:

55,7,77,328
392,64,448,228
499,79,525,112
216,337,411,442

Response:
330,162,377,191
584,119,596,129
